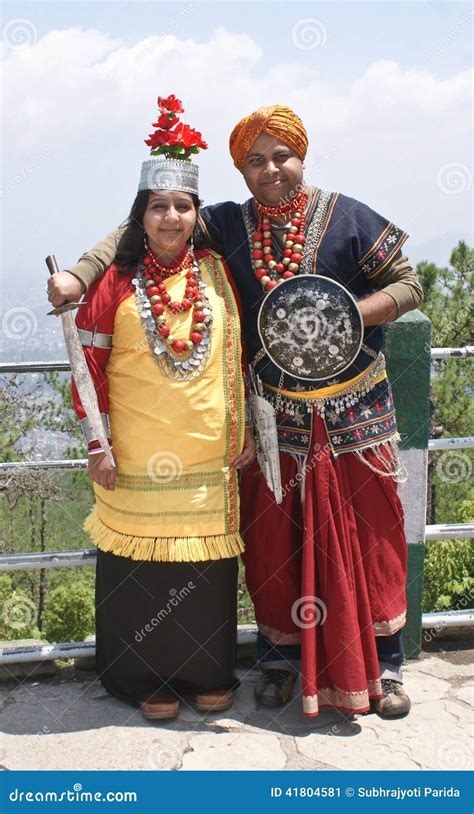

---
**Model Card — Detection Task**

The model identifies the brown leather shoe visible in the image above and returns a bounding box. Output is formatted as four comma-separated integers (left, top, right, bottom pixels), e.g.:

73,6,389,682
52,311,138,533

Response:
255,669,296,708
373,680,411,718
195,688,233,712
141,695,180,721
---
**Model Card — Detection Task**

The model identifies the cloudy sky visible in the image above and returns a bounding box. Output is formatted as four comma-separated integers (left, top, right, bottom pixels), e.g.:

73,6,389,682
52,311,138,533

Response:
1,0,472,358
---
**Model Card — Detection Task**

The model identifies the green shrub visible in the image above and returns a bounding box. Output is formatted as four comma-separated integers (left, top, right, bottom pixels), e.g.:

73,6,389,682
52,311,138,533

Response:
43,582,95,643
423,538,474,612
0,574,38,641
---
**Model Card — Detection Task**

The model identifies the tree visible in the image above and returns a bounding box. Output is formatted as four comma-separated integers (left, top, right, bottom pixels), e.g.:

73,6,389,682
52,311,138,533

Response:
416,241,474,612
0,372,94,642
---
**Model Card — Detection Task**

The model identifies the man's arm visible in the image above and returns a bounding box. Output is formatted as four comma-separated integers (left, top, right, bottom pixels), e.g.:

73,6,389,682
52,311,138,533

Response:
359,251,423,326
47,228,124,307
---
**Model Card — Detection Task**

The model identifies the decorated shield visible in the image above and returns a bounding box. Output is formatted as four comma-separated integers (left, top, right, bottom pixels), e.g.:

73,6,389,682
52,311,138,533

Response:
257,275,363,381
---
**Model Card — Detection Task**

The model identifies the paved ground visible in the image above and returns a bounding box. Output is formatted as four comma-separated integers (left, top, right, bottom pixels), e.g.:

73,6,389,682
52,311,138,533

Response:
0,649,472,771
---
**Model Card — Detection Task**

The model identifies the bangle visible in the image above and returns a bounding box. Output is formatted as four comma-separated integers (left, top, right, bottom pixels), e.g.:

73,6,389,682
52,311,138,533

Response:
88,438,112,452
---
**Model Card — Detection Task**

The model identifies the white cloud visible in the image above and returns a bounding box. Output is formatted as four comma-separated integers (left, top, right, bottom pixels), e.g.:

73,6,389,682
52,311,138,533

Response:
2,25,472,288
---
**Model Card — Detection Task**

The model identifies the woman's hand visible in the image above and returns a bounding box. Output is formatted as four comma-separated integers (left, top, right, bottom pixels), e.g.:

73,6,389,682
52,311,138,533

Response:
232,427,256,469
47,271,85,308
88,451,117,491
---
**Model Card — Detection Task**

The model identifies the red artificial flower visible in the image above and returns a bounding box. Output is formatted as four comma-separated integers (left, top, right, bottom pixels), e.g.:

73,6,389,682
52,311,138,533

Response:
144,130,171,149
144,94,207,156
170,123,208,150
151,112,179,130
157,94,184,114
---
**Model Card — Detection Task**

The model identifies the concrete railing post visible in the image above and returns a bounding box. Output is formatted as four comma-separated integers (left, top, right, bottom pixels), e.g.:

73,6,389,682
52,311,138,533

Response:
384,310,432,658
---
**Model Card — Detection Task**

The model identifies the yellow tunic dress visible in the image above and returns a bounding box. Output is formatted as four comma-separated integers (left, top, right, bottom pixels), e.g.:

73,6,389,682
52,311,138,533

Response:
84,251,245,562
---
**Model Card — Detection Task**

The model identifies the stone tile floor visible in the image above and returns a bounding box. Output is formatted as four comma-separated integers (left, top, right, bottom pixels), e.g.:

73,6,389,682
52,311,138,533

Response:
0,650,472,771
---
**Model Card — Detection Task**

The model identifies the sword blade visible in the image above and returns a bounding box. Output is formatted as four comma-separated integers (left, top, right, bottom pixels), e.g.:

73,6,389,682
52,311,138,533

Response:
61,310,115,467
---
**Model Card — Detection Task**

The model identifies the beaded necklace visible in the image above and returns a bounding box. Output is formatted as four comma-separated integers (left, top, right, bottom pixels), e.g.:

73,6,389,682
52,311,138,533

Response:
134,241,212,380
251,190,308,293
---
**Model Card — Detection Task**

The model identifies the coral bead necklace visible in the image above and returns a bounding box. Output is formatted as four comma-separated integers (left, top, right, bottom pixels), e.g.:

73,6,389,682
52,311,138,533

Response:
142,242,210,355
251,190,308,293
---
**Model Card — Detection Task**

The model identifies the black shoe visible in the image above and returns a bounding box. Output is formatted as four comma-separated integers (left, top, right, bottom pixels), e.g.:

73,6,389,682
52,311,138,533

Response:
255,669,296,709
373,679,411,718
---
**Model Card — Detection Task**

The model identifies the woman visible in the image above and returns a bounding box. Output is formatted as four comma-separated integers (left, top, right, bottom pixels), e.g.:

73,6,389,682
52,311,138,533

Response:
71,95,255,721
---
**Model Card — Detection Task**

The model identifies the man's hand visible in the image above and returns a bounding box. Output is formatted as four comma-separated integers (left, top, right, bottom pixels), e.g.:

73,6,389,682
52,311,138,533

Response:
88,451,117,491
47,271,85,307
233,427,256,469
358,291,398,326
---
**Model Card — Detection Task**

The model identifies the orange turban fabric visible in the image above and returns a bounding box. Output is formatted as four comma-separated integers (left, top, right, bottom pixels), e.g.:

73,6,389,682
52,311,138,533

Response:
229,105,308,172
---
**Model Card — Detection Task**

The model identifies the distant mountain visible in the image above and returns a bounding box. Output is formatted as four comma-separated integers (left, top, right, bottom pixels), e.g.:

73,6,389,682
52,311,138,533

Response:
407,232,474,268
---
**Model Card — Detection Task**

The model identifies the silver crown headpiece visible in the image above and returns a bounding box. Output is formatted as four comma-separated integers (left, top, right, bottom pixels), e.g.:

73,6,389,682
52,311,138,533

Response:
138,157,199,196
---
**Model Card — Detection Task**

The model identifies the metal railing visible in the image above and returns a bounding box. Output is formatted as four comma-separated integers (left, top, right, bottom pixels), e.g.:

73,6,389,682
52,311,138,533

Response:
0,348,473,664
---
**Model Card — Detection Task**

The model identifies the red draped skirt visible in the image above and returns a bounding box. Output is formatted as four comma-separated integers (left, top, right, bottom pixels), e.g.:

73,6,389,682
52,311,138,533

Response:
240,415,407,716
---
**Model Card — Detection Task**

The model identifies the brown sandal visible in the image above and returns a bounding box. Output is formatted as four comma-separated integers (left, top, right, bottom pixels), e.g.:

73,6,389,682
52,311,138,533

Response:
141,694,180,720
195,688,233,712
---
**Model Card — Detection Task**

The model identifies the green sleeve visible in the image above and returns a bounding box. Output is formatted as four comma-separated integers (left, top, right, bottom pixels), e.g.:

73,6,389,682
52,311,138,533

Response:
66,227,125,289
372,252,424,317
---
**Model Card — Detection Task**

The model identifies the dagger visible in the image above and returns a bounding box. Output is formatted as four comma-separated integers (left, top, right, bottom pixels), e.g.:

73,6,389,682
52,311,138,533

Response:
46,255,115,467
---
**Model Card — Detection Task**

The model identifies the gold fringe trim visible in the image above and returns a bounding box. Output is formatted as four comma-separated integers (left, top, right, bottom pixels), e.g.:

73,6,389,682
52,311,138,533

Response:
84,509,244,563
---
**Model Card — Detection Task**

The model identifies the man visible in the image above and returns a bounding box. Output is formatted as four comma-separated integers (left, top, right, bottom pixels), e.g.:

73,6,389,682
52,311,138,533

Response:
48,105,423,719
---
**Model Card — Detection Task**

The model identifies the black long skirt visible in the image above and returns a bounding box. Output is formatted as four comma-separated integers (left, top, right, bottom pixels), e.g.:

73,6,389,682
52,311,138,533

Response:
95,549,239,703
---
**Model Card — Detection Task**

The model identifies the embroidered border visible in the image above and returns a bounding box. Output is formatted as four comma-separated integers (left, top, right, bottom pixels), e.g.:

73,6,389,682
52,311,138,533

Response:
258,621,301,645
303,190,338,273
326,412,398,454
202,252,245,535
97,494,223,519
374,609,407,636
299,189,332,275
303,678,383,715
116,470,226,493
358,223,409,279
